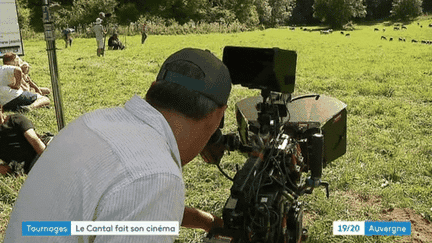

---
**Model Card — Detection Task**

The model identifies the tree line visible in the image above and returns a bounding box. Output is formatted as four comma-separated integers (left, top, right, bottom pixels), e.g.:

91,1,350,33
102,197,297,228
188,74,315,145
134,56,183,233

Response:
16,0,430,32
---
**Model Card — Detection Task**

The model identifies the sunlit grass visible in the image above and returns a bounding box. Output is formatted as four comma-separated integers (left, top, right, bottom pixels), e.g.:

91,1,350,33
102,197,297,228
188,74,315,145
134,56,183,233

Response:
1,16,432,242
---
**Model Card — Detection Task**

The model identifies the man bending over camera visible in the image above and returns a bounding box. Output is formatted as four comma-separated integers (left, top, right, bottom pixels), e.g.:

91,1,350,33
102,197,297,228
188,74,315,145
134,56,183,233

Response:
5,48,231,242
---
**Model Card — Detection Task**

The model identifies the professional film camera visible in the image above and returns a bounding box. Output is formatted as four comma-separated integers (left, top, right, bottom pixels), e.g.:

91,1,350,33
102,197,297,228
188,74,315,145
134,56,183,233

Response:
201,46,347,243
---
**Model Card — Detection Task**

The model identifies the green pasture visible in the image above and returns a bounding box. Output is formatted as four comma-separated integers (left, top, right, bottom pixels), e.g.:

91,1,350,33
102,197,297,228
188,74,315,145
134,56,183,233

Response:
1,17,432,242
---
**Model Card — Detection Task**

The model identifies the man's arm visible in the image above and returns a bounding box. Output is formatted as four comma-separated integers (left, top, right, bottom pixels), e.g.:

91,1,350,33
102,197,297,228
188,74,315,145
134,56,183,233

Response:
9,67,23,89
24,75,42,94
182,207,223,232
24,128,46,154
91,173,185,243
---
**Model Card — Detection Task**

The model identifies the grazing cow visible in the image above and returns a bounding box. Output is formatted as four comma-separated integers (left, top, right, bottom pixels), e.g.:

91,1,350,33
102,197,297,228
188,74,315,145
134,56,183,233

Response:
421,40,427,44
320,30,330,34
412,39,418,43
340,31,344,35
389,37,393,41
303,28,308,31
383,28,386,32
374,28,379,31
381,36,387,40
401,25,407,29
394,27,400,30
398,37,403,41
289,27,295,30
429,23,432,27
420,25,423,28
345,33,350,37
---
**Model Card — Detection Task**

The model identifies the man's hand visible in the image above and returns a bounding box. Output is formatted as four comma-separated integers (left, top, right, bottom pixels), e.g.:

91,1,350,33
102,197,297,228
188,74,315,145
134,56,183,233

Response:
182,207,223,232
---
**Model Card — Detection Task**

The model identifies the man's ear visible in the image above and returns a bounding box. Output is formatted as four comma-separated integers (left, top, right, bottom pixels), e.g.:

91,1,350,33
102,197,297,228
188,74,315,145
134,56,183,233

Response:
218,105,227,128
215,105,227,120
207,105,227,129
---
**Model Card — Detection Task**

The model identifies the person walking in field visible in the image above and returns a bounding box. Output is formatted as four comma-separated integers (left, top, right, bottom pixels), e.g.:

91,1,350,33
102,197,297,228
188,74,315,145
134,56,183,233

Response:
93,18,106,57
5,48,231,242
141,22,148,44
62,28,73,48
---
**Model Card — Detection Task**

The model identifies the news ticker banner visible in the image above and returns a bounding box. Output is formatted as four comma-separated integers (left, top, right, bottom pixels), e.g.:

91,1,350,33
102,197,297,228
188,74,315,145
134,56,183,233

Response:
333,221,411,236
22,221,179,236
22,220,411,237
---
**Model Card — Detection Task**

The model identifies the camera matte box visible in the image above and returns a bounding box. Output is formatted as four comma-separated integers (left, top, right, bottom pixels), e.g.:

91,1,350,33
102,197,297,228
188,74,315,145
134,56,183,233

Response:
284,95,347,164
235,95,347,165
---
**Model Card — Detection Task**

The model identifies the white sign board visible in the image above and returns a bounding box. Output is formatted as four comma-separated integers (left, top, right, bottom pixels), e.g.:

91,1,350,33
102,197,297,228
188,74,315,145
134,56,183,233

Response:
0,0,25,57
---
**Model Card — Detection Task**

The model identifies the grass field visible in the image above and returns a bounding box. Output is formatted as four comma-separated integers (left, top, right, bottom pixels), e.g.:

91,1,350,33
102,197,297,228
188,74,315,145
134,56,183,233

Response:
1,17,432,242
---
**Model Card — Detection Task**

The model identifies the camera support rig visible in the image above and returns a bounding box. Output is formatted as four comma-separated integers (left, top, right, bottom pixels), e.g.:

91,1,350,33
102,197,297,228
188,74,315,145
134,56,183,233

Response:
202,46,347,243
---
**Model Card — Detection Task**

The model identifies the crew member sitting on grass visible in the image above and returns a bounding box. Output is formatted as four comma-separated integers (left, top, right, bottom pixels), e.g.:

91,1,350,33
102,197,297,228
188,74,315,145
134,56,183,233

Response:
108,33,125,50
20,62,51,96
5,48,231,242
1,52,50,112
0,105,47,175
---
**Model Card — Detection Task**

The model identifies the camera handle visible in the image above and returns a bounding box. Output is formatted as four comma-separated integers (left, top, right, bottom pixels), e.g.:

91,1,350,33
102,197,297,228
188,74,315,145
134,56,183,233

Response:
301,133,330,198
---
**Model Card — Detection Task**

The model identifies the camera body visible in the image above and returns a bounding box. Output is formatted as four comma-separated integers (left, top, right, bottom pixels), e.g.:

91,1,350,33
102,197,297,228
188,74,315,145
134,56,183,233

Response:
203,46,347,242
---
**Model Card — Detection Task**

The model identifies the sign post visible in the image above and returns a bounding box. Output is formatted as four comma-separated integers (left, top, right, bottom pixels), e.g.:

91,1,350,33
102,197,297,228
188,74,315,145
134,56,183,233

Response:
42,0,65,130
0,0,25,57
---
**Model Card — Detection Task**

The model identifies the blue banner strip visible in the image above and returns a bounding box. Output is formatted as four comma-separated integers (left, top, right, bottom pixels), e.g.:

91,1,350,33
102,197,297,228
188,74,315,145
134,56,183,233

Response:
22,221,71,236
365,221,411,236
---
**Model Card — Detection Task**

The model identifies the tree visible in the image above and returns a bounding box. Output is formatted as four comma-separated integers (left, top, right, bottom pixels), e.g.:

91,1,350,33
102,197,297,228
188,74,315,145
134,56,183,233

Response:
313,0,367,28
206,6,236,23
423,0,432,13
155,0,208,24
16,0,32,30
234,0,260,26
116,3,141,25
268,0,295,26
390,0,422,20
255,0,272,24
254,0,295,26
72,0,117,25
290,0,318,25
218,0,260,26
364,0,392,19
